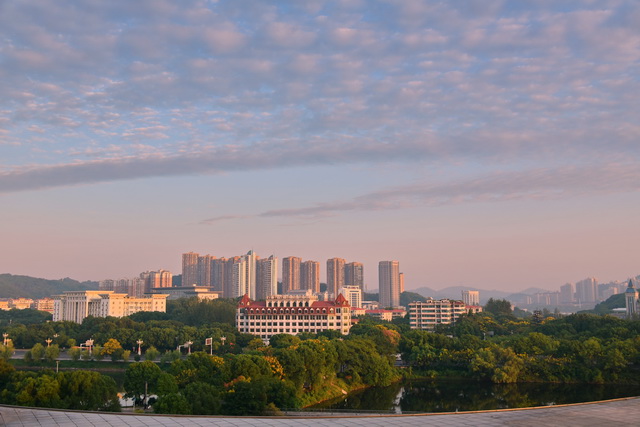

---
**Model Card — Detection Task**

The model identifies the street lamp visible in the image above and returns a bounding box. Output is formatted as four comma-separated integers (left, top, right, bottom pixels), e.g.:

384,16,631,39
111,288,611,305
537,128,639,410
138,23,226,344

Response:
136,340,143,356
2,333,8,346
220,336,226,346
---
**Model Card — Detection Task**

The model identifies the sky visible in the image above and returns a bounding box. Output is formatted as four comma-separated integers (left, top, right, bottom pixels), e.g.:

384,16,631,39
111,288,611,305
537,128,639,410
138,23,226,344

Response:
1,0,639,293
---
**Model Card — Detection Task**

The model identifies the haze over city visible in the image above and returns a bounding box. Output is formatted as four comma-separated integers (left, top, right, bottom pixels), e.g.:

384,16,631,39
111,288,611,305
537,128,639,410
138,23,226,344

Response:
1,1,639,291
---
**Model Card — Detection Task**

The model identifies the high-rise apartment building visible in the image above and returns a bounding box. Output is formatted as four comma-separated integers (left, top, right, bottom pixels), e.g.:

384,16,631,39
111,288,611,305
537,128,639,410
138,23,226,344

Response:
224,256,240,298
461,290,480,306
560,282,575,304
345,262,364,290
148,270,173,289
327,258,346,297
197,255,214,287
576,277,598,303
229,250,259,299
231,257,247,298
211,257,226,292
256,255,278,300
301,260,320,293
282,256,302,293
182,252,199,287
379,260,400,308
399,272,404,294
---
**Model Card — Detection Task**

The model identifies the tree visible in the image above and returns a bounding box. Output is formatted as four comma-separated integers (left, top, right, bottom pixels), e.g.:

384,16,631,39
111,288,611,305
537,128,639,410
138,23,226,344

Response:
270,334,301,349
68,347,81,361
124,360,162,408
14,375,61,408
153,393,191,414
0,342,15,361
44,344,60,362
101,338,124,361
30,343,45,362
484,298,513,317
183,382,222,414
58,371,121,411
144,346,160,361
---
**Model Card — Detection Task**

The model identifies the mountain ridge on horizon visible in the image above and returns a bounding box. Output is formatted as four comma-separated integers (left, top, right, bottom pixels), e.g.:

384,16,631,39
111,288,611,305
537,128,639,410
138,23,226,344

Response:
0,273,98,299
408,285,550,304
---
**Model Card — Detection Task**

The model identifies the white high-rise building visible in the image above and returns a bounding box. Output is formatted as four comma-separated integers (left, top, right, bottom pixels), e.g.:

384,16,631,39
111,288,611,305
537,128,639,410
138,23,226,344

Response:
461,290,480,306
340,285,363,309
379,260,400,308
232,257,248,298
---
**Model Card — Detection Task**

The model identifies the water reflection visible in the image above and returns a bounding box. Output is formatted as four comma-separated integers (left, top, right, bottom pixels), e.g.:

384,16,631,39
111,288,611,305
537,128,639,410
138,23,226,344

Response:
311,380,640,413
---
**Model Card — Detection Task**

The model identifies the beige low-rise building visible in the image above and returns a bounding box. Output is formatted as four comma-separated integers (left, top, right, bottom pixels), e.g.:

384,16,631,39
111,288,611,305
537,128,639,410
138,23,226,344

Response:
150,285,221,300
34,298,55,313
9,298,34,310
53,291,167,323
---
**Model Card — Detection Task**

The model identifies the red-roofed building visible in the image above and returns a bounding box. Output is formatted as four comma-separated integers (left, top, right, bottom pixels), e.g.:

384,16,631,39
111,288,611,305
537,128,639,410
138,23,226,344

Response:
236,292,352,340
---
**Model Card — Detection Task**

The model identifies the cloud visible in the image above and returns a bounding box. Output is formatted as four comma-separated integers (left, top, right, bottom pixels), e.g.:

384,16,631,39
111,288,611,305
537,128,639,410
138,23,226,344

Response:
0,138,437,194
203,163,640,221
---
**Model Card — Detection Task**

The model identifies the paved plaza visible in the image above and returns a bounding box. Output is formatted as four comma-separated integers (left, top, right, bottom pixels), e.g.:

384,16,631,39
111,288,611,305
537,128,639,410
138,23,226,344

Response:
1,397,639,427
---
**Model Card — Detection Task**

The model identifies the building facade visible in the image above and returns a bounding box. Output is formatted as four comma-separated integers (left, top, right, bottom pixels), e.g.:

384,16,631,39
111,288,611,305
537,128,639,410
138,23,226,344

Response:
461,290,480,306
326,258,346,297
339,285,363,309
53,291,167,323
182,252,200,287
379,260,400,308
256,255,278,300
576,277,598,303
344,262,364,290
282,256,302,293
236,292,351,340
301,260,320,293
408,299,467,331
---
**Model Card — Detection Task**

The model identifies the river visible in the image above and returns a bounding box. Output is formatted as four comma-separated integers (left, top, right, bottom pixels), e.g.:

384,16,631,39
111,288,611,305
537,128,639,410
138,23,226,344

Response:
309,380,640,413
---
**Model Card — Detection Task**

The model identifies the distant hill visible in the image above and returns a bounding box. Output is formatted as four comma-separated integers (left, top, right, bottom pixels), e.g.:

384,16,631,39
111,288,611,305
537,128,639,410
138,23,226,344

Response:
0,274,99,299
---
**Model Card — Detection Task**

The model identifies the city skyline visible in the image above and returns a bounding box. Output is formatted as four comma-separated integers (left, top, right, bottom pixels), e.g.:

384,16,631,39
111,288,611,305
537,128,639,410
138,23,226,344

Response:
2,1,639,292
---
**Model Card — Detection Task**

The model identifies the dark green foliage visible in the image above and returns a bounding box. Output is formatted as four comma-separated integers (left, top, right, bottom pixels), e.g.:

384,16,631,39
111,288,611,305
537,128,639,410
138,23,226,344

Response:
579,294,626,315
0,274,97,299
167,298,237,327
484,298,513,317
0,369,120,411
123,361,162,406
0,308,52,327
400,291,427,307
